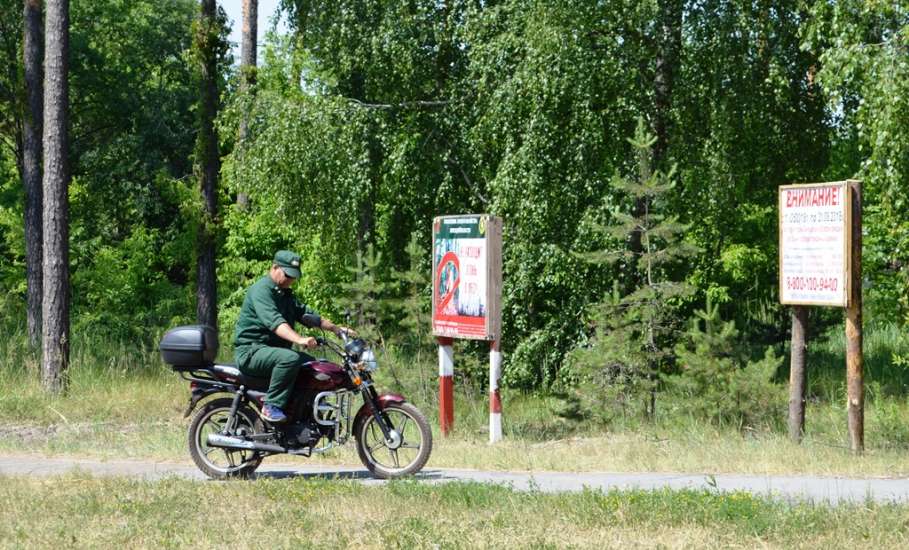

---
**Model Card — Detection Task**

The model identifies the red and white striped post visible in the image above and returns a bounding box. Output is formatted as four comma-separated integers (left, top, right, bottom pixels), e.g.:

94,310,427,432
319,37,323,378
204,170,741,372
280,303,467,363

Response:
438,336,454,436
489,339,502,443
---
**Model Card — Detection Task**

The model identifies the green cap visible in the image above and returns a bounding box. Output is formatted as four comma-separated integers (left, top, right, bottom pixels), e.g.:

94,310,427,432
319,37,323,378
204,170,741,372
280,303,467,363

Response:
274,250,302,279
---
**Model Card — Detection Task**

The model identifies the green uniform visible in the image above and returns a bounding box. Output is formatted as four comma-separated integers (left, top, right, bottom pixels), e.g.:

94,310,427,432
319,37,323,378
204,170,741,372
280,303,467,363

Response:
234,275,321,409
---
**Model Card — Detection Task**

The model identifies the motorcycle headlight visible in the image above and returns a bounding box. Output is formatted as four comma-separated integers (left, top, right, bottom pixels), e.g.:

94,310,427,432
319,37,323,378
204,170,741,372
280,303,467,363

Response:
359,348,378,372
345,338,366,359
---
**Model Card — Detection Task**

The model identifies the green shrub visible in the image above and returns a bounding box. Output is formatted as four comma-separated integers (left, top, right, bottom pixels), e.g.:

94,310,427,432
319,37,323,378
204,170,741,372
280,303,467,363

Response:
671,297,785,430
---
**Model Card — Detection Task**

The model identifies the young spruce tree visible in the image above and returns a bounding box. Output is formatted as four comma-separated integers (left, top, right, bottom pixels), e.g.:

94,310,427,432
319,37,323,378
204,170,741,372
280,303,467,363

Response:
672,296,784,430
338,244,387,342
572,118,699,421
390,232,433,350
388,232,434,399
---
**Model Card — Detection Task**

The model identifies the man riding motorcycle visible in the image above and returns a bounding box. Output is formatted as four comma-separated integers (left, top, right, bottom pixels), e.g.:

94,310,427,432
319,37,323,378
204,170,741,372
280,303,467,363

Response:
234,250,354,423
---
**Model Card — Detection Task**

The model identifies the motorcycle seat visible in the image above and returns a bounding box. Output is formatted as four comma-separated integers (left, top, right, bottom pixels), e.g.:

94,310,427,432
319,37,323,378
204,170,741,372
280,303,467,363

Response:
212,364,270,391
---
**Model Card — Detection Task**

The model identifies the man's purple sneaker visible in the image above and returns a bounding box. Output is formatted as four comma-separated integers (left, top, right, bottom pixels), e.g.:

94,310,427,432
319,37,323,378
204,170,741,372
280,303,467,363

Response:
260,403,287,423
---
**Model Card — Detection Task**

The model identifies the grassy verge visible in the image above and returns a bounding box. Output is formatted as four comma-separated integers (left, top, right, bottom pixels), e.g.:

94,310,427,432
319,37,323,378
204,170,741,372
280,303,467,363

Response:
2,320,909,476
1,474,908,549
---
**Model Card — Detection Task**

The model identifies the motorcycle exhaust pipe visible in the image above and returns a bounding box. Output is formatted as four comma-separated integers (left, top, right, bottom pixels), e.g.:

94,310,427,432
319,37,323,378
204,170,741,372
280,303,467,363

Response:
207,433,286,454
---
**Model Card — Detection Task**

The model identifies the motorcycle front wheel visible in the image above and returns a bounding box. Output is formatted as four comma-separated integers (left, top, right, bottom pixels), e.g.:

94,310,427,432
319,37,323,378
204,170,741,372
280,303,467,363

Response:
355,401,432,479
188,397,263,479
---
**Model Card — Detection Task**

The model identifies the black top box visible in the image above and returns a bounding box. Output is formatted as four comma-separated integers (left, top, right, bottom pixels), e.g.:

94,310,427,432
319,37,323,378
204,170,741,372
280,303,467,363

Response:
160,325,218,368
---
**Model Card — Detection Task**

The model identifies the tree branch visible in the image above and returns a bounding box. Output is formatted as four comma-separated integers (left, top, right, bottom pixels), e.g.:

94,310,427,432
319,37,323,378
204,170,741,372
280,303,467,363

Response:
346,97,450,110
435,132,488,206
447,155,488,205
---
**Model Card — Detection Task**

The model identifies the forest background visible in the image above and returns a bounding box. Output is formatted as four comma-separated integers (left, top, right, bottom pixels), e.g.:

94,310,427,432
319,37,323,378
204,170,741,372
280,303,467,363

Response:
0,0,907,428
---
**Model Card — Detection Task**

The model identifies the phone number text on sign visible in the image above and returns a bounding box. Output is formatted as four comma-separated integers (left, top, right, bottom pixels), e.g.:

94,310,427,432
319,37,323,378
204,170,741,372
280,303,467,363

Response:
778,182,850,307
785,276,839,292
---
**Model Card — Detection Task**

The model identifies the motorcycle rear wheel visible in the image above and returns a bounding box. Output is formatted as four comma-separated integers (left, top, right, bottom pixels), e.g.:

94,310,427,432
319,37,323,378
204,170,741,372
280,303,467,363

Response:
188,397,264,479
355,401,432,479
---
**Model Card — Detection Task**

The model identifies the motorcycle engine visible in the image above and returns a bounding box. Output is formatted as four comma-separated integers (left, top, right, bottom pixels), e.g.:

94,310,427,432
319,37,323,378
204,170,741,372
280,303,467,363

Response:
283,422,319,447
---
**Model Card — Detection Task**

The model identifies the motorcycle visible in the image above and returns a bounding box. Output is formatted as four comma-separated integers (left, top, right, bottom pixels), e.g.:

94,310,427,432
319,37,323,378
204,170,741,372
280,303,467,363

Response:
159,317,432,480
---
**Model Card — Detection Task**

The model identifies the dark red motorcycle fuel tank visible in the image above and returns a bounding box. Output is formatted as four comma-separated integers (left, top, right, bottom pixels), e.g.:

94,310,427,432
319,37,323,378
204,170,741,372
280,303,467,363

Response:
297,360,349,390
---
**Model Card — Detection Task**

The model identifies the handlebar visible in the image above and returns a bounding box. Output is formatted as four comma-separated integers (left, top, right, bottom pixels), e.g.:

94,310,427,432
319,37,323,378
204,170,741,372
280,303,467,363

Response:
311,330,348,358
307,328,351,350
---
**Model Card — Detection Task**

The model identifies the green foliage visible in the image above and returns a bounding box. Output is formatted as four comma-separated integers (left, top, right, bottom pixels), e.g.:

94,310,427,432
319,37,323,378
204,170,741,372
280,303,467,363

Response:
65,0,201,341
71,225,192,339
388,232,433,351
214,0,864,392
189,0,233,169
0,0,907,402
671,297,785,430
69,173,197,340
0,0,23,151
868,396,909,449
805,0,909,324
0,154,23,295
338,244,389,341
676,0,829,332
569,119,698,421
1,1,202,332
568,285,655,422
464,1,638,387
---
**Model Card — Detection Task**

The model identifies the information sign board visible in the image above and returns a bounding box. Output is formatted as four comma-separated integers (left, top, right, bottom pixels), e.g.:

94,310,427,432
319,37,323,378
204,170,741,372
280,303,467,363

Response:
431,214,502,340
779,182,851,307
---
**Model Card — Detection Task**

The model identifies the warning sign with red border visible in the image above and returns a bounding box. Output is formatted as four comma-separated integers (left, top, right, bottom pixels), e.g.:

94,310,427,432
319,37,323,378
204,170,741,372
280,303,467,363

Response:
779,182,851,307
431,215,502,340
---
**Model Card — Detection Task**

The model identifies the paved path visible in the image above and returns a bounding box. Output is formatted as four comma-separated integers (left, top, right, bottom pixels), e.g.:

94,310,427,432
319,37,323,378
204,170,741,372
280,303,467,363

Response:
1,455,907,505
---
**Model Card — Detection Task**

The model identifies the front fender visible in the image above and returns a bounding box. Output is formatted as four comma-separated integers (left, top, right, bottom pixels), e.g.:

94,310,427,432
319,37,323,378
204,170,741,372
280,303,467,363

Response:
353,393,406,434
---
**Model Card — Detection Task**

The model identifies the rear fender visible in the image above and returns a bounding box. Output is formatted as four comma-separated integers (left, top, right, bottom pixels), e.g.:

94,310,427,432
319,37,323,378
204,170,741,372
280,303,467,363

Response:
353,393,406,434
183,386,228,418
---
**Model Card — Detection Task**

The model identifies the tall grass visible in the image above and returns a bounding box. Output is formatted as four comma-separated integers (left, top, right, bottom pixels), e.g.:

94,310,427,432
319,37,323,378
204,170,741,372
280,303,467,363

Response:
0,316,184,424
809,322,909,399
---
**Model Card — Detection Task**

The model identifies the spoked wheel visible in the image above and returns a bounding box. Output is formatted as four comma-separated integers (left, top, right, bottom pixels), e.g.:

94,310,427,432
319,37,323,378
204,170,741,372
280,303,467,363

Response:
355,401,432,479
188,397,264,479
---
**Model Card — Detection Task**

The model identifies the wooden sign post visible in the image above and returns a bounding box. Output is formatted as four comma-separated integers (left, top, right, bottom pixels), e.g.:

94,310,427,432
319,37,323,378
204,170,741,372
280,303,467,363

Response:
845,182,863,452
788,305,809,441
431,215,503,443
779,180,863,451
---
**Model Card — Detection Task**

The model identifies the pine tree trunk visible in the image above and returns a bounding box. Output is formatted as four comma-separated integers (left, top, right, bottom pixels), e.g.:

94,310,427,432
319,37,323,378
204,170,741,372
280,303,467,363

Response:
349,71,376,252
236,0,257,209
23,0,44,349
647,0,682,416
41,0,69,394
195,0,219,329
240,0,257,70
629,0,681,289
652,0,681,168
